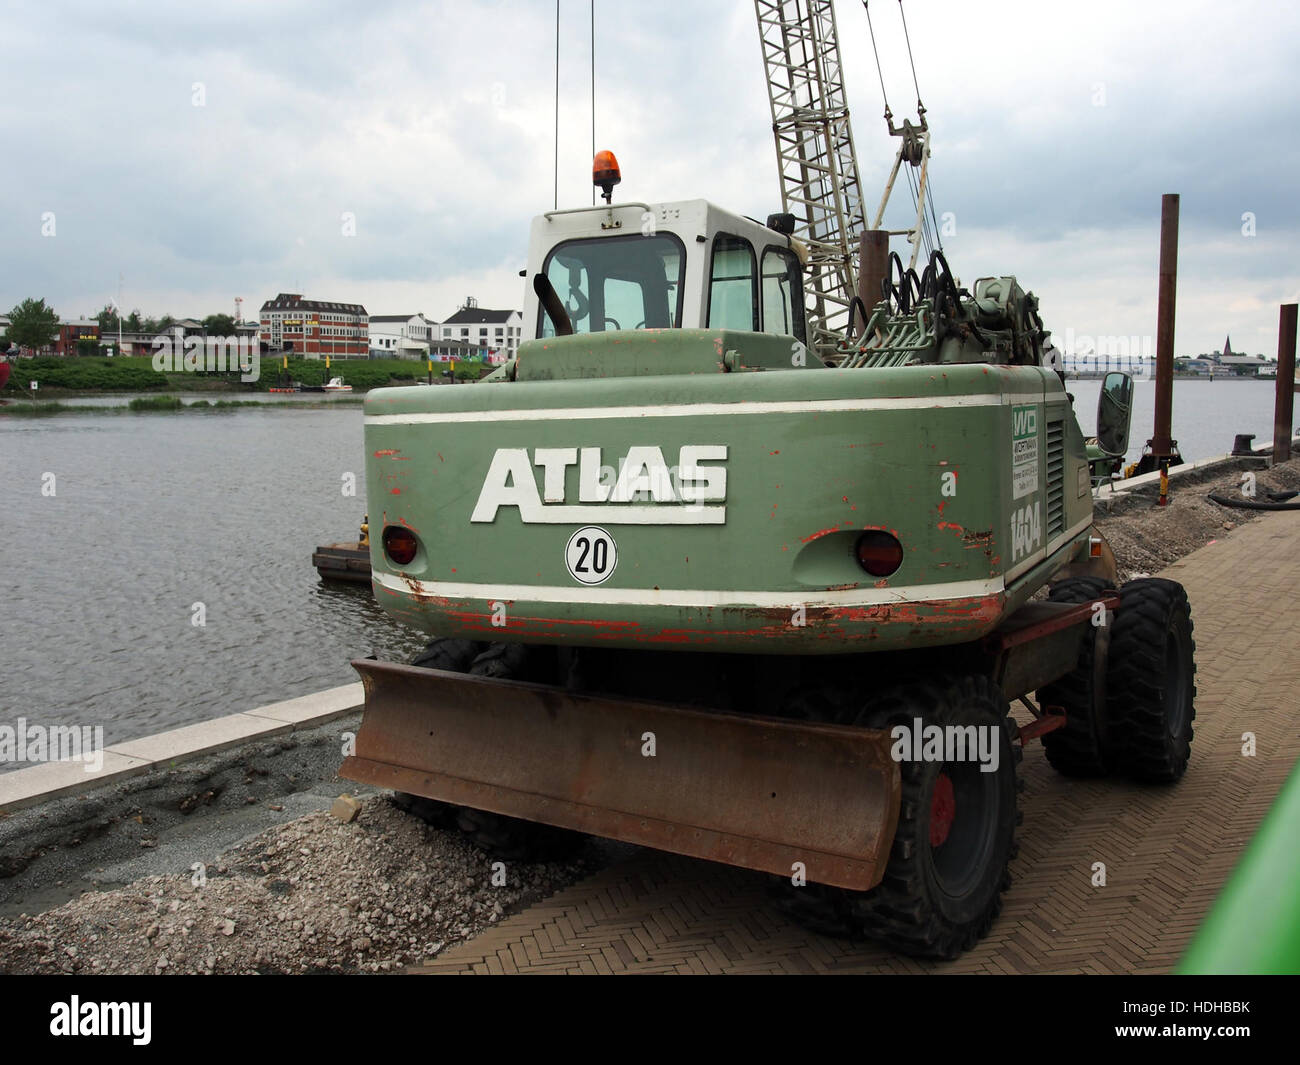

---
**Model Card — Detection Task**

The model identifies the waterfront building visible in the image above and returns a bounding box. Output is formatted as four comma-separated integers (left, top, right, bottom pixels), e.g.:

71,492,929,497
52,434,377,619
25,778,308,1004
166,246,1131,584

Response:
259,293,369,358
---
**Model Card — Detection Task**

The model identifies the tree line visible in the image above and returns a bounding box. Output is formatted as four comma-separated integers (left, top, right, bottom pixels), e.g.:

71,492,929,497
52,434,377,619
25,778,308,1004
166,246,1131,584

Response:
5,297,241,354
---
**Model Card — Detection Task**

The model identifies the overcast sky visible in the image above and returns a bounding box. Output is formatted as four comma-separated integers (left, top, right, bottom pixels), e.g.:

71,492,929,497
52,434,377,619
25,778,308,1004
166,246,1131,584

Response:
3,0,1297,356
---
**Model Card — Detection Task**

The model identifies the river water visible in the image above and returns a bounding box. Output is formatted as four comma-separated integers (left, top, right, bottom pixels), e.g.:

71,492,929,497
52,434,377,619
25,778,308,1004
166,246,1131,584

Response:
0,377,1290,753
1066,376,1289,463
0,404,426,760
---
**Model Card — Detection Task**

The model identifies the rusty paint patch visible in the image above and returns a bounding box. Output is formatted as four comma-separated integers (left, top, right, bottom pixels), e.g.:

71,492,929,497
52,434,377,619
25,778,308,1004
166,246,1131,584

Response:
800,523,853,544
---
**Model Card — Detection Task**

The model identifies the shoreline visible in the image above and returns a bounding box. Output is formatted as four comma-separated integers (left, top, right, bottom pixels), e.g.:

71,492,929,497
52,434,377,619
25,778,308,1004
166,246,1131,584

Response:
0,395,366,415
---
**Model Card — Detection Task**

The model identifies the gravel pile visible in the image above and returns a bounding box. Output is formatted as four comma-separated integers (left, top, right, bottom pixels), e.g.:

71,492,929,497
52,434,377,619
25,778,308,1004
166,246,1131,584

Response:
0,797,592,974
1096,456,1300,583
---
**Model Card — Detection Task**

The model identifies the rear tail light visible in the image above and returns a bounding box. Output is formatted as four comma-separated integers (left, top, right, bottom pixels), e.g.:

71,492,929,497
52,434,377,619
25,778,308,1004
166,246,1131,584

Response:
855,531,903,577
382,525,419,566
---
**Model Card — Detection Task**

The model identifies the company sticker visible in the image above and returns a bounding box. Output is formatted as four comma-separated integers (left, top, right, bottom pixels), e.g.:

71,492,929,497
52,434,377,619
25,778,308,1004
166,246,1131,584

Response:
1011,404,1039,499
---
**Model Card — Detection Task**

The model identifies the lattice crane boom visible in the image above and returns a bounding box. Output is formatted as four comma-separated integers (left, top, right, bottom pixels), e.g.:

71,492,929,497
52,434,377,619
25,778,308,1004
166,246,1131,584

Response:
755,0,940,357
755,0,866,358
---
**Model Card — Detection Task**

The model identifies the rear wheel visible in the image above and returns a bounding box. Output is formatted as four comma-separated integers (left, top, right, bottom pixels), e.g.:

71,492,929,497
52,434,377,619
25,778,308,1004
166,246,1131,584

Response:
773,675,1020,959
395,640,587,860
1038,576,1116,777
409,637,482,672
450,644,588,862
391,637,485,829
1106,578,1196,783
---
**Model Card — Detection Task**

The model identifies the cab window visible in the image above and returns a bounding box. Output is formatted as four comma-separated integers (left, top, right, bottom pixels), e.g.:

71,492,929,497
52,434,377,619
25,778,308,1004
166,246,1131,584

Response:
707,234,758,331
538,233,685,337
761,246,806,342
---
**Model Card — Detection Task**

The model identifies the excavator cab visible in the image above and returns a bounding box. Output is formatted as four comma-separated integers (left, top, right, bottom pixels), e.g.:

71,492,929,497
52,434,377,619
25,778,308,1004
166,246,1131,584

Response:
522,198,808,349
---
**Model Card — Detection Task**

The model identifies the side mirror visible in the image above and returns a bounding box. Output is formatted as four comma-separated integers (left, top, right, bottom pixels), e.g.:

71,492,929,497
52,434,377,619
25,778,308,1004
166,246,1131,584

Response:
1096,371,1133,457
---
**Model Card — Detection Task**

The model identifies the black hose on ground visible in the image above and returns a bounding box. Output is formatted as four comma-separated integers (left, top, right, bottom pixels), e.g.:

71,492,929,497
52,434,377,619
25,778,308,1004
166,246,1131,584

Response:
1207,493,1300,511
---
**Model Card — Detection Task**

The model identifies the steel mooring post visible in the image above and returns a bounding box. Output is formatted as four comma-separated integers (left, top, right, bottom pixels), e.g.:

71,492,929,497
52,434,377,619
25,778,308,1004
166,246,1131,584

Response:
1149,194,1179,463
1274,303,1297,464
857,229,890,337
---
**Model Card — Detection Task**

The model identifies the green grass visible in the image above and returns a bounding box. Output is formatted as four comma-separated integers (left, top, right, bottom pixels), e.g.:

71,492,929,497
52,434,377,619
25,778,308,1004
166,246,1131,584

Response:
3,356,169,393
1,353,490,396
128,394,185,411
257,356,486,391
0,401,80,416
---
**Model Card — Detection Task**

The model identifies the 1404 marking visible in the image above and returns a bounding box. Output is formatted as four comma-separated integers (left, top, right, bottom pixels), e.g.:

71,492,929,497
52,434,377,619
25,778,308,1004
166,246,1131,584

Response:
1011,500,1043,561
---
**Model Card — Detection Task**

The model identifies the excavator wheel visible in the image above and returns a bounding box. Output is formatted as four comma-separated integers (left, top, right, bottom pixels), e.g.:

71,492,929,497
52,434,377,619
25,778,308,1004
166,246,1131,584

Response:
392,639,588,861
448,644,590,862
1038,576,1118,777
1106,578,1196,783
410,637,483,672
390,638,485,829
771,675,1021,959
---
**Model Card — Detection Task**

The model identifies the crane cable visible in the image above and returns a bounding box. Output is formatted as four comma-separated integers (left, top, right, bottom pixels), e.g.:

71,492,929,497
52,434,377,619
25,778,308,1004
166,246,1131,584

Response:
904,161,934,261
862,2,892,119
553,0,560,210
864,0,943,255
897,0,942,251
897,0,923,112
925,175,944,253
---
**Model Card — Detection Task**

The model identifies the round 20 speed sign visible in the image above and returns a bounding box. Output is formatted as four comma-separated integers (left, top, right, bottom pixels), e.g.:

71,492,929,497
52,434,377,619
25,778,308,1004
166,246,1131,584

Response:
565,527,617,585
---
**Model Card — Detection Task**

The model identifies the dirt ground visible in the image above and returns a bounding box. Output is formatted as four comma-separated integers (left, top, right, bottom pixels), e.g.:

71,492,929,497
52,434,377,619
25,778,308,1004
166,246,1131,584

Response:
0,798,594,974
1095,455,1300,583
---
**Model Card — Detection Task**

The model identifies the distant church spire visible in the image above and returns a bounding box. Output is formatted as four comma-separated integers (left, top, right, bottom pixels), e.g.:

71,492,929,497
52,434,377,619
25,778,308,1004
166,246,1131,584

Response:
1223,335,1233,357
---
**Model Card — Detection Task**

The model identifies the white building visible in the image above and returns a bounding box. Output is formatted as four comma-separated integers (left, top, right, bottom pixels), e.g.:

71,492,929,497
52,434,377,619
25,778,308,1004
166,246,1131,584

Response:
438,297,523,358
368,313,436,359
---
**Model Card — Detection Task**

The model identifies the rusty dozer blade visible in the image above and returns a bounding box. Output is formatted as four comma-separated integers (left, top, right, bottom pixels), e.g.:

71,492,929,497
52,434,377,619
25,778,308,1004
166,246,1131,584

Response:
341,660,901,891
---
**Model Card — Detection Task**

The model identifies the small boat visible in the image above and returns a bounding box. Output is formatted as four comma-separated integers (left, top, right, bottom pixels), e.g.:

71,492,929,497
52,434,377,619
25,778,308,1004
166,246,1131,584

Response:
321,376,353,393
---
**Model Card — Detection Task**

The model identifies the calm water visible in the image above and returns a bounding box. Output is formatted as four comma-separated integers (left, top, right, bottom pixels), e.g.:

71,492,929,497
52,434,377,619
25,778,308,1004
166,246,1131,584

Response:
0,405,426,758
1066,376,1289,465
0,377,1288,751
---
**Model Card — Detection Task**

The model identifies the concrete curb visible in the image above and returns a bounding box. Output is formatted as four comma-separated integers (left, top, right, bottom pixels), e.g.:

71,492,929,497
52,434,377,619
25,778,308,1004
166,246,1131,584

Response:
0,683,363,814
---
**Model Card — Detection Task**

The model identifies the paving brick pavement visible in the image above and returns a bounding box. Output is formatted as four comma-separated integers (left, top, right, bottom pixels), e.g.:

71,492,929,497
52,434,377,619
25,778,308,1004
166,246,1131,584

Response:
415,512,1300,974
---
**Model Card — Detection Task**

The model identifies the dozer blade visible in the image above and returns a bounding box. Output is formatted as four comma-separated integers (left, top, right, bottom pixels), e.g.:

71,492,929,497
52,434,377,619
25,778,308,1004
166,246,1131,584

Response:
341,660,901,891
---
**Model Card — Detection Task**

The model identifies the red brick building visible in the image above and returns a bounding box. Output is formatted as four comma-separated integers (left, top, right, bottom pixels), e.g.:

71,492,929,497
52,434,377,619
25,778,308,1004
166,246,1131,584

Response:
259,294,368,359
55,320,100,355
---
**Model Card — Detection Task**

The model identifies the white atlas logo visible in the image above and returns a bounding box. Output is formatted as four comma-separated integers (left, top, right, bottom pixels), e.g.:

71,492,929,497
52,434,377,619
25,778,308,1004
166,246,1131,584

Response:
471,445,728,525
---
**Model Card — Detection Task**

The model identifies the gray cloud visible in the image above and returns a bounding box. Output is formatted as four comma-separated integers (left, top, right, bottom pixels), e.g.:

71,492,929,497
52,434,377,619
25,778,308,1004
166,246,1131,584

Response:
1,0,1296,351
